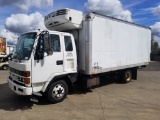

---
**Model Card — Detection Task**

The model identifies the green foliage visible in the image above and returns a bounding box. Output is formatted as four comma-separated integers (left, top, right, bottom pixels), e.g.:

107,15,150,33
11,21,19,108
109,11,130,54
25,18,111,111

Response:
151,35,160,51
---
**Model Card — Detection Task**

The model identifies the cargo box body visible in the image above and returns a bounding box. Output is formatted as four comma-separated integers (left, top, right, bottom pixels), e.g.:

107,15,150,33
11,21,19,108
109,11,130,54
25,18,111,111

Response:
77,13,151,75
44,9,151,75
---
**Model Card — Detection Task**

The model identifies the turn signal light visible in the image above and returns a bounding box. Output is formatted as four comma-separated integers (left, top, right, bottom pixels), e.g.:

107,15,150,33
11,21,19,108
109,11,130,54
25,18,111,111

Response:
24,78,30,84
23,71,30,77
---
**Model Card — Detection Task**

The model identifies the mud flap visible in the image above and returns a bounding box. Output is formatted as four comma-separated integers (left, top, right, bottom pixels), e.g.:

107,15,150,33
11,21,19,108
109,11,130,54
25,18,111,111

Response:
132,67,137,80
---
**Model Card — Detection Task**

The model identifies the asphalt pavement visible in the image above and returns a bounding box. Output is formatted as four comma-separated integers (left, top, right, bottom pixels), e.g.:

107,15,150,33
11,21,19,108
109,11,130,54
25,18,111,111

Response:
0,61,160,120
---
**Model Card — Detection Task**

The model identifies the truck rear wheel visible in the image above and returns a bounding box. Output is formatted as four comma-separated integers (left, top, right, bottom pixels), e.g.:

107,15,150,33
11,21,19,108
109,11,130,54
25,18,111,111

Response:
47,80,68,103
122,70,132,83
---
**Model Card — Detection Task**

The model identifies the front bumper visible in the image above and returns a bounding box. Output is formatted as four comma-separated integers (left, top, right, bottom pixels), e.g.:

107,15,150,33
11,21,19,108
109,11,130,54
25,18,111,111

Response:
8,77,32,95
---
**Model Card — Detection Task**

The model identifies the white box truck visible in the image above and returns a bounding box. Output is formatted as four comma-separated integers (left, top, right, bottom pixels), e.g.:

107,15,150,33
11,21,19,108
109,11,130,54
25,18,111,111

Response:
8,8,151,103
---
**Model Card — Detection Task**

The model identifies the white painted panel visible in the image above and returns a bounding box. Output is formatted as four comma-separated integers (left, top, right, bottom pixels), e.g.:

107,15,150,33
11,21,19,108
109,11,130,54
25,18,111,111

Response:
32,32,64,84
89,15,151,74
62,34,77,72
78,22,87,72
45,9,83,31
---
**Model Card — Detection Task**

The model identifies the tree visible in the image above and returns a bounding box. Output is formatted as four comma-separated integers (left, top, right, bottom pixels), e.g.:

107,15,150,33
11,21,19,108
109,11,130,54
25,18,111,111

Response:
151,35,159,51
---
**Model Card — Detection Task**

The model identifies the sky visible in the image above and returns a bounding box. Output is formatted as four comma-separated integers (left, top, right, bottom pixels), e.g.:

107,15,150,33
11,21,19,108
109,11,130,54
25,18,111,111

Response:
0,0,160,45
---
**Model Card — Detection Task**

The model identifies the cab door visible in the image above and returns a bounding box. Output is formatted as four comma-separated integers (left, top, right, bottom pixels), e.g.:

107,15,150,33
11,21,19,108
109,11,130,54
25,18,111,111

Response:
62,34,77,72
32,33,64,84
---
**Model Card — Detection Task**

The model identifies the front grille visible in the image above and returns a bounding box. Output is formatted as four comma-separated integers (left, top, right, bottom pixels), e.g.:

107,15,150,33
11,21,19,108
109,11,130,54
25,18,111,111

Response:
9,75,25,86
9,67,30,77
10,67,23,76
13,80,25,87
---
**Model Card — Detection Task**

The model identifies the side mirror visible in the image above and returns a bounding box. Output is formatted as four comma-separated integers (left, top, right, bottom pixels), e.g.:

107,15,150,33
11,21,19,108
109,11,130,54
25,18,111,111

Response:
43,31,53,56
37,51,44,60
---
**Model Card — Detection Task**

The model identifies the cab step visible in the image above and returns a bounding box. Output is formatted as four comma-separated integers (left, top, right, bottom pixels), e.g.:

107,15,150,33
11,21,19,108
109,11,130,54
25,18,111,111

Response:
32,92,42,97
30,97,38,103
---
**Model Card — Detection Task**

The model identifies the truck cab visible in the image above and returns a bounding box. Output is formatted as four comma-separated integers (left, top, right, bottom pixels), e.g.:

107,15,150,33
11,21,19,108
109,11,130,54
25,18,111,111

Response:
8,30,77,103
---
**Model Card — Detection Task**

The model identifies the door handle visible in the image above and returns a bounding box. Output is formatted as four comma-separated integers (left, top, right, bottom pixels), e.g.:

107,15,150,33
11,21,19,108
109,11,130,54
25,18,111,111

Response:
56,60,63,65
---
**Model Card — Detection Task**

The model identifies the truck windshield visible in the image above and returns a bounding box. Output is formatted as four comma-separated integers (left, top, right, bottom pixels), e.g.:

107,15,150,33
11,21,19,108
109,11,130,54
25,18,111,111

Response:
12,32,37,60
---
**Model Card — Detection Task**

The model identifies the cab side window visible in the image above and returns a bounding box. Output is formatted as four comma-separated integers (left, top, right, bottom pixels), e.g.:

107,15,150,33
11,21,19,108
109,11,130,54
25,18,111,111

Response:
50,34,61,52
64,36,73,51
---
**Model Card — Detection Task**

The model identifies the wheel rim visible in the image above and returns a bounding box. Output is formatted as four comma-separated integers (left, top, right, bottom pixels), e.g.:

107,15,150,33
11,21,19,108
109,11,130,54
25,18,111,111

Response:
3,66,8,70
52,84,65,100
125,71,131,81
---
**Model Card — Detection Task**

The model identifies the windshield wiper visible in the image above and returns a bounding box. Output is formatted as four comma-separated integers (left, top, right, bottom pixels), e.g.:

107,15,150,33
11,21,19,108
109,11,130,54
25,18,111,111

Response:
15,52,21,63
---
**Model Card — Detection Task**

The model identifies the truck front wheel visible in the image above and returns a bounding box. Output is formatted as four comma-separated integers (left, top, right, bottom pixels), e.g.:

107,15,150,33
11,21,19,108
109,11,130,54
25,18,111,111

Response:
47,80,68,103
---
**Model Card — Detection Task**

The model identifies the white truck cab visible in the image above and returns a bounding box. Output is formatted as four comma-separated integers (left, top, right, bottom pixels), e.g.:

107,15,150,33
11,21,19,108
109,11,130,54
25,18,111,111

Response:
8,30,77,103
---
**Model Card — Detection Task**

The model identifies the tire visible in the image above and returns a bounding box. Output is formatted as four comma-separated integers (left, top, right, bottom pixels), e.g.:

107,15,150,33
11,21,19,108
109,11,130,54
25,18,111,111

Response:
47,80,68,104
2,65,9,70
122,70,132,83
